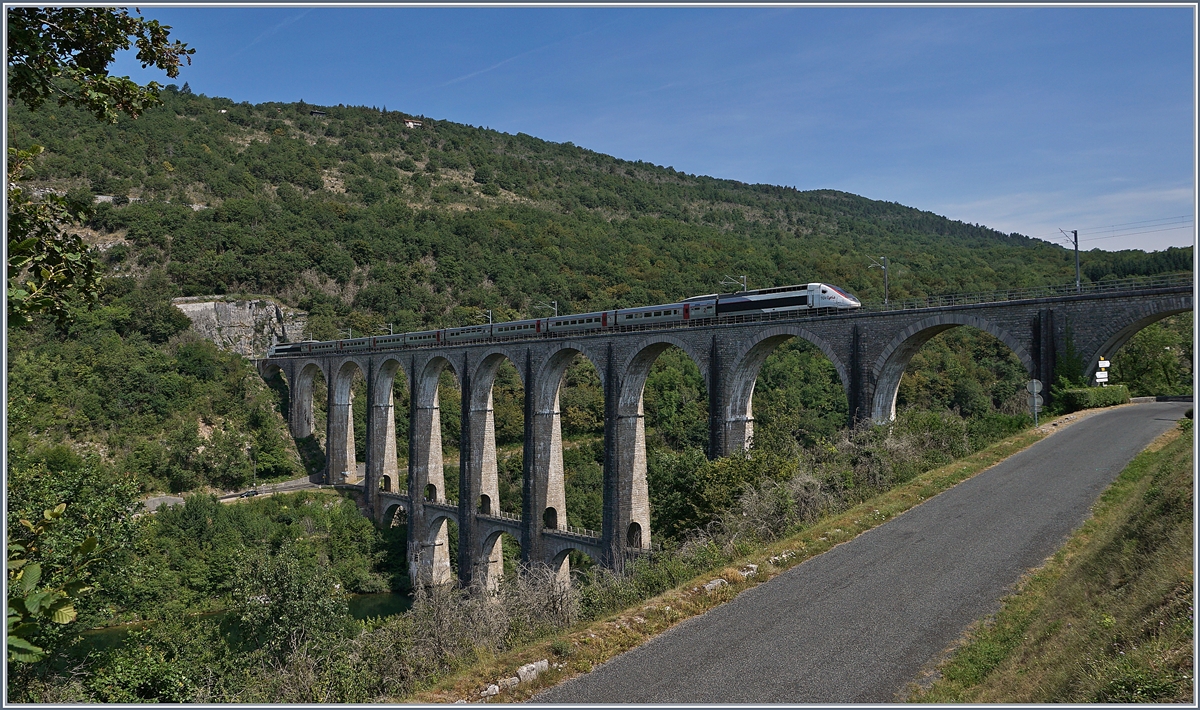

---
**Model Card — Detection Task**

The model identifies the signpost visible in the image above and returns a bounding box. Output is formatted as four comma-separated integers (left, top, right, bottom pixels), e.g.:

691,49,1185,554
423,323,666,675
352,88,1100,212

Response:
1096,355,1110,387
1027,379,1043,426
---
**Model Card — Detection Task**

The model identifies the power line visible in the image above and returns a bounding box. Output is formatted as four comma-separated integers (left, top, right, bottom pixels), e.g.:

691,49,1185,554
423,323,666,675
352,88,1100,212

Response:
1078,214,1192,233
1078,223,1195,242
1032,214,1194,241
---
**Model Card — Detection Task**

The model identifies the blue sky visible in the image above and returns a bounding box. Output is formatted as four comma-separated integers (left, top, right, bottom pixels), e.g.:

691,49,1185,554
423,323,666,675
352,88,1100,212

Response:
112,5,1196,253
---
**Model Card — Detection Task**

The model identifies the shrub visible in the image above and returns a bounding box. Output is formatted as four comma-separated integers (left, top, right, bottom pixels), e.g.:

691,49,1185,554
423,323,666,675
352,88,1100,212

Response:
1058,385,1130,413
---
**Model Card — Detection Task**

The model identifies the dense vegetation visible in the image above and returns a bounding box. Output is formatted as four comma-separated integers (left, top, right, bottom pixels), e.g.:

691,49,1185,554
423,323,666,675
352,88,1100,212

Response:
106,491,404,622
7,86,1192,700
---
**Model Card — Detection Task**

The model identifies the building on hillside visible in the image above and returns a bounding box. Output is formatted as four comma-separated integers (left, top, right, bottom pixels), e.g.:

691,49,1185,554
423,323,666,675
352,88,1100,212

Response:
404,118,423,128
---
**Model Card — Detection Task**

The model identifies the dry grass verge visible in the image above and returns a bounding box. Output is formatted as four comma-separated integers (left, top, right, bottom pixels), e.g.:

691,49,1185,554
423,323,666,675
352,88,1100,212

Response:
905,420,1193,703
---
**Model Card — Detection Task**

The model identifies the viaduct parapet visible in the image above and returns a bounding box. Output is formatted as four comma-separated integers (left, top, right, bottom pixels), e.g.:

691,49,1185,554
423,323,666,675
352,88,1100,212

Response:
258,277,1191,588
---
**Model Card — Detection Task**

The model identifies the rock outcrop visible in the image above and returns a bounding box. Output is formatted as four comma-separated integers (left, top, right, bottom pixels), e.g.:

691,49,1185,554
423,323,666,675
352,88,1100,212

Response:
172,296,307,358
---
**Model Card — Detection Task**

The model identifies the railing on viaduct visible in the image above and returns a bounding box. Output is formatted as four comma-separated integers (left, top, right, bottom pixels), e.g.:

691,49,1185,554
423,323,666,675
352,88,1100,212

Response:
259,274,1192,589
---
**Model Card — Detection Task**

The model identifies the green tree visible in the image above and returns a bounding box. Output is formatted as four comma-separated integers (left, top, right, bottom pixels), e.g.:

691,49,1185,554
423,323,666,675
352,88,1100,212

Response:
6,146,102,327
6,503,99,663
6,459,141,662
6,7,192,327
7,7,193,121
234,542,354,658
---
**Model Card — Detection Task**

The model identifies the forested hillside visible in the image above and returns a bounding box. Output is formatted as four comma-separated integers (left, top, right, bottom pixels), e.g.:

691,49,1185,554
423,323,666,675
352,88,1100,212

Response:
11,86,1190,330
8,86,1191,496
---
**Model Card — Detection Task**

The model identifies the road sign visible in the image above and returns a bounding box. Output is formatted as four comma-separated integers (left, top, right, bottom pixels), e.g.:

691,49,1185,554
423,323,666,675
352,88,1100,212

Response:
1098,360,1110,369
1026,379,1043,394
1028,394,1044,408
1095,371,1109,382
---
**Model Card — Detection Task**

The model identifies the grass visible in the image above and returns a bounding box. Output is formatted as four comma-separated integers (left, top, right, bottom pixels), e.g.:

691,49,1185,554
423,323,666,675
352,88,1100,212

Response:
906,419,1194,703
403,409,1107,703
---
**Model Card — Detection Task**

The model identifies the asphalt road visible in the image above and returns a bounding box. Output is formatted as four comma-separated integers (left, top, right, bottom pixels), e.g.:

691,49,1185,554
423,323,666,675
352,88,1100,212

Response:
535,402,1190,704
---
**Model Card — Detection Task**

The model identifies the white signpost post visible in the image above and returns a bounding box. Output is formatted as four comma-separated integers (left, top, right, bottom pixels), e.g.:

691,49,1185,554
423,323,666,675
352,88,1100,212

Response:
1096,356,1110,386
1027,379,1043,426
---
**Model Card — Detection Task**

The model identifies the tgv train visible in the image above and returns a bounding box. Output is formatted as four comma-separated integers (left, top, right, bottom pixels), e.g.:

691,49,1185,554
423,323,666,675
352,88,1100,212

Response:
268,282,860,356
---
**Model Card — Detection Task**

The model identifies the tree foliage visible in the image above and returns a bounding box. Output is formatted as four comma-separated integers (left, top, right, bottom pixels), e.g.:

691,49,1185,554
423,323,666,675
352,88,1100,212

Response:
6,504,98,663
7,7,192,122
6,459,140,664
6,6,191,328
6,146,102,327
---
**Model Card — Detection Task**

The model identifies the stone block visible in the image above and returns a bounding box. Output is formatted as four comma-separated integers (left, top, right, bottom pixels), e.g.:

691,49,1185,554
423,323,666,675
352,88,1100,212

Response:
517,663,539,683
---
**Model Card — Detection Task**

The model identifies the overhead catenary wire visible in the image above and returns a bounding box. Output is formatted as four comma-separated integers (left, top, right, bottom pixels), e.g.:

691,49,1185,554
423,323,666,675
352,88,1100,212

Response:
1031,215,1194,242
1078,223,1195,242
1077,214,1192,231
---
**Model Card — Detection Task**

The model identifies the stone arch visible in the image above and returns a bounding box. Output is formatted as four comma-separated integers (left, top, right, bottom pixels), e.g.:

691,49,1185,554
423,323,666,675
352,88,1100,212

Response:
333,357,370,404
611,339,709,554
410,356,459,509
415,355,459,408
417,513,454,586
372,357,407,407
469,349,528,412
290,360,326,440
723,326,851,452
871,314,1034,422
525,346,607,575
328,358,368,484
382,502,406,528
1081,300,1193,380
479,529,517,592
626,521,643,548
259,361,283,384
549,546,593,586
464,351,527,527
259,362,289,424
618,334,709,411
534,346,605,414
428,512,457,536
367,357,409,508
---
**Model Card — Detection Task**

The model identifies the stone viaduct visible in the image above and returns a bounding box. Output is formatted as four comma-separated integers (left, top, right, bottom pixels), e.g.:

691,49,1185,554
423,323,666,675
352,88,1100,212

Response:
257,277,1191,589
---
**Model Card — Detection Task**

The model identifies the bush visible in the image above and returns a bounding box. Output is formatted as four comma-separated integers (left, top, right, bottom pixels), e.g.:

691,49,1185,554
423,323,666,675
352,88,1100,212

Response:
1058,385,1130,413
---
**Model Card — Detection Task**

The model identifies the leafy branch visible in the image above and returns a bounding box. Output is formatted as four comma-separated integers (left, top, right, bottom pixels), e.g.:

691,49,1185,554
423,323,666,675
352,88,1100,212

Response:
6,503,100,664
7,7,193,123
6,6,191,328
6,146,103,328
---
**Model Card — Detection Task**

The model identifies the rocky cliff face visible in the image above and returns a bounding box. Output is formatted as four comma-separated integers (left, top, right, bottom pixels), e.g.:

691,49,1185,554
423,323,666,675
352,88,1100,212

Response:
172,297,307,358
